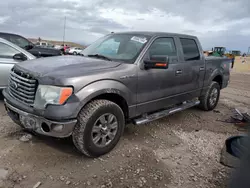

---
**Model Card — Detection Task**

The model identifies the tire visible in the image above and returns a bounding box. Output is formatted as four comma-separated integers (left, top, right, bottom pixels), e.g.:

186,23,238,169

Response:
220,143,240,168
199,81,220,111
72,100,125,157
73,51,77,55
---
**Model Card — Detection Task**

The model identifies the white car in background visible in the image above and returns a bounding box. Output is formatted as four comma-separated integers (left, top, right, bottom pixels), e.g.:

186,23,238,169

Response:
36,42,54,48
68,47,83,55
0,38,35,89
54,45,63,50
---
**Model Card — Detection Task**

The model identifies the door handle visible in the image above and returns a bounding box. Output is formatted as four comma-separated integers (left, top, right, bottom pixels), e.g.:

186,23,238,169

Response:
176,70,182,75
199,67,205,71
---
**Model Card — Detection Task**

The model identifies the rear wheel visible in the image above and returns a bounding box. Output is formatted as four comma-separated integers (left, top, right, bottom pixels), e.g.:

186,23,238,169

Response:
73,51,77,55
72,100,125,157
199,81,220,111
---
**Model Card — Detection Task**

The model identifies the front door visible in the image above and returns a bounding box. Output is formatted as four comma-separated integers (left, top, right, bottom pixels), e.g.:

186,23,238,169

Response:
136,37,185,114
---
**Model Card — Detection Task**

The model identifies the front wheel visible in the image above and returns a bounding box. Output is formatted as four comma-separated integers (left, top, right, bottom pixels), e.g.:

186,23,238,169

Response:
199,81,220,111
72,100,125,157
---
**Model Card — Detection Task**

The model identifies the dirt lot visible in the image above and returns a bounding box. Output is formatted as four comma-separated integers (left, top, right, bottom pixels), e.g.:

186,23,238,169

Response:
0,71,249,188
232,56,250,73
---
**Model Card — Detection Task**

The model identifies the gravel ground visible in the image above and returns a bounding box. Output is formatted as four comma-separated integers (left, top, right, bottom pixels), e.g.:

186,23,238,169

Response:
0,72,249,188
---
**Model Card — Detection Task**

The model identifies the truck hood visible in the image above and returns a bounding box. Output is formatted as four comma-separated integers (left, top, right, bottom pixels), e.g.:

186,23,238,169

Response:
15,55,121,78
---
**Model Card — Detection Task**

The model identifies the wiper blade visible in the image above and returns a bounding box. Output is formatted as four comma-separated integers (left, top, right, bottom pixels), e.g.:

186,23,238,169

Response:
87,54,112,61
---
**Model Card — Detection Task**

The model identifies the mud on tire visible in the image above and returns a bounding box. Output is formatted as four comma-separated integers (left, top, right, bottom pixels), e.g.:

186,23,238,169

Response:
199,81,221,111
72,99,125,157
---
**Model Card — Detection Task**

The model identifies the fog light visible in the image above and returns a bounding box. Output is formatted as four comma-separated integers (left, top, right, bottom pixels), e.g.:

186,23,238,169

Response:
52,124,64,132
41,123,50,132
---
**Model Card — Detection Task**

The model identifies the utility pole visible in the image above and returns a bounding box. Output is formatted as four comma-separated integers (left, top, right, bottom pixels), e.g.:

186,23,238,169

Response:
63,16,66,46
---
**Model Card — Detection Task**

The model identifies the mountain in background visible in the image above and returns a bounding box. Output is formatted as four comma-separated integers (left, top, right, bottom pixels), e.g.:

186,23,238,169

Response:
28,38,86,48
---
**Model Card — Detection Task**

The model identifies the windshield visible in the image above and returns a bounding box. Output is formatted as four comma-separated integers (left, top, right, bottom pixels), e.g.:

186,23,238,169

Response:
80,34,151,63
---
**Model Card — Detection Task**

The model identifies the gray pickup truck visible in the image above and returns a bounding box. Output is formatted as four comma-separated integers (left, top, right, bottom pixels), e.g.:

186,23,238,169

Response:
3,32,230,157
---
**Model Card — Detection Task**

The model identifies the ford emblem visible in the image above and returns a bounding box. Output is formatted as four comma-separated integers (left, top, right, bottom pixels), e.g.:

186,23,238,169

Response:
10,81,18,89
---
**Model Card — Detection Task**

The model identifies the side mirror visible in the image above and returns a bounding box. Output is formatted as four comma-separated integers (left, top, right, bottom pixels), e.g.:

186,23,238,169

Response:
13,53,27,61
144,55,169,69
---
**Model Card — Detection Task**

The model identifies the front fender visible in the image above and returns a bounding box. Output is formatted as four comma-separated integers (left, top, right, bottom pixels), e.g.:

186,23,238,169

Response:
73,80,134,116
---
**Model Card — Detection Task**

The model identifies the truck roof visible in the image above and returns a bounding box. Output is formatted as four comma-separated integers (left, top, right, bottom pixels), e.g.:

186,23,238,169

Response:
0,32,22,37
0,31,196,39
114,31,197,38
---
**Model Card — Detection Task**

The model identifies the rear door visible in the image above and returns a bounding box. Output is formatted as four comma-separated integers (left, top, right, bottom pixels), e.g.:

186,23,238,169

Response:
176,37,205,97
0,42,21,88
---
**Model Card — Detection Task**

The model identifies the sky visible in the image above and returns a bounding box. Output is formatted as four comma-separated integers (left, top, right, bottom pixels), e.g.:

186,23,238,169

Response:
1,0,250,52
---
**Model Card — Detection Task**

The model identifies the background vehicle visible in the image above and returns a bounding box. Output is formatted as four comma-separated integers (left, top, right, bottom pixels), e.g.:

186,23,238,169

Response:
3,32,230,157
54,45,62,50
0,38,35,89
0,32,61,57
231,50,241,56
36,42,55,48
211,47,241,57
212,47,226,57
64,46,70,54
211,47,237,68
36,42,53,47
68,47,83,55
59,44,71,55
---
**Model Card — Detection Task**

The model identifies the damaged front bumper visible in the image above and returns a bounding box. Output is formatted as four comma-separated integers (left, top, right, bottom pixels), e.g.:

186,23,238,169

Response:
4,99,77,138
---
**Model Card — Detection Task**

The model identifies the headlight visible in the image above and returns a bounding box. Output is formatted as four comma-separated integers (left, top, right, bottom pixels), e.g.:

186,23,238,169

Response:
34,85,73,109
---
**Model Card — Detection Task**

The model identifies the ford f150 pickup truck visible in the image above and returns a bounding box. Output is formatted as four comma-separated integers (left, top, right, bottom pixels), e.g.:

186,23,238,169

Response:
3,32,230,157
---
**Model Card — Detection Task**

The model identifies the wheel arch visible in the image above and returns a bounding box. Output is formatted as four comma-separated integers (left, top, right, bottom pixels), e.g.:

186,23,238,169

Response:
212,75,223,89
73,80,134,120
207,68,223,89
90,93,129,120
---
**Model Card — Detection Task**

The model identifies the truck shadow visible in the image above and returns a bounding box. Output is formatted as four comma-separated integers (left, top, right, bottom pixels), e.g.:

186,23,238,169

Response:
32,127,135,157
31,125,140,157
31,133,84,157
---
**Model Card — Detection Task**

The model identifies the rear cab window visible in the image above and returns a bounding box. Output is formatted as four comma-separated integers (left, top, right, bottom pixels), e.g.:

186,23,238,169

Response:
180,38,200,61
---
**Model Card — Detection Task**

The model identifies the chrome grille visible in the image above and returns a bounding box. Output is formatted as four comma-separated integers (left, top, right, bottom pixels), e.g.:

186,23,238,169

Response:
8,69,37,105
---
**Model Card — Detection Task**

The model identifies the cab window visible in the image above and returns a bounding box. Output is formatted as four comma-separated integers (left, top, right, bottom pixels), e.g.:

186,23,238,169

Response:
180,38,200,61
145,37,177,61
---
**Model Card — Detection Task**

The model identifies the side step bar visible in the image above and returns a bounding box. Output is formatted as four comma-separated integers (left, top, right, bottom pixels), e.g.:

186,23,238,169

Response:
134,100,200,125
